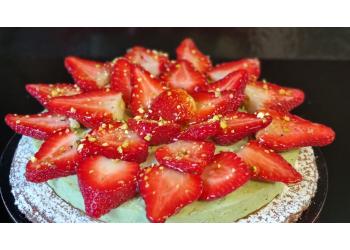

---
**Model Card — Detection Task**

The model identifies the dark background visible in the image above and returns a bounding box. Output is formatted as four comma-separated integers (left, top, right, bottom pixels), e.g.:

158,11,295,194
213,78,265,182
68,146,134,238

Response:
0,28,349,222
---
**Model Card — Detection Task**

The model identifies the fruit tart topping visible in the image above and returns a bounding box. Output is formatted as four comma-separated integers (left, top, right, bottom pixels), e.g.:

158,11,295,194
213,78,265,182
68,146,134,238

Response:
26,83,82,107
139,165,202,223
201,69,248,93
79,122,148,163
177,118,220,141
155,140,215,174
237,140,302,184
176,38,212,73
208,58,260,82
77,155,140,218
5,113,71,140
26,129,84,183
110,58,133,104
64,56,111,91
256,110,336,150
244,81,305,113
47,89,125,128
200,152,251,200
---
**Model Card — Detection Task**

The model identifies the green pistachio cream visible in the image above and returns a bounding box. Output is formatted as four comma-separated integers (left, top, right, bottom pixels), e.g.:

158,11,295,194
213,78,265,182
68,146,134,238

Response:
42,138,300,223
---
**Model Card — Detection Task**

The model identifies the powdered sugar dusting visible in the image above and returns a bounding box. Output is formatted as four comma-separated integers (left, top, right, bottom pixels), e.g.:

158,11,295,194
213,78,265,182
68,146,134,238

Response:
9,136,318,223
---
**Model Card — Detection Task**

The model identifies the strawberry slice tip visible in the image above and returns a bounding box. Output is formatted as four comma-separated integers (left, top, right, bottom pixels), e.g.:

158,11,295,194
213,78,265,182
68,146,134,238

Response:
139,165,202,223
110,58,133,104
77,155,139,218
200,152,251,200
177,118,220,141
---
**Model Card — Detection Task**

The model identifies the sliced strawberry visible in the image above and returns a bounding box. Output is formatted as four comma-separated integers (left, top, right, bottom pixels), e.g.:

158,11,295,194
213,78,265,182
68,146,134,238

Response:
77,155,139,218
139,165,202,223
177,118,220,141
125,46,169,76
155,140,215,174
149,88,196,124
176,38,212,73
244,81,305,113
79,122,148,163
256,110,335,150
110,58,133,104
202,70,248,93
5,113,70,140
26,83,82,107
130,65,166,115
237,140,302,183
200,152,250,200
161,60,207,93
192,90,243,122
64,56,111,91
127,117,181,146
208,58,260,81
26,130,82,183
213,112,272,145
47,89,125,128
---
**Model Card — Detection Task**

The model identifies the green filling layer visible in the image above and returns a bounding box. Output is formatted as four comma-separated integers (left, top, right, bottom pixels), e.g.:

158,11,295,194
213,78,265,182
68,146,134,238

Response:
44,138,300,223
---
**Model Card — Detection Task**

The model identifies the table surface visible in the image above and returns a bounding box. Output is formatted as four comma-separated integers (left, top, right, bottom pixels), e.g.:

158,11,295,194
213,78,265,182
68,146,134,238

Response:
0,58,349,223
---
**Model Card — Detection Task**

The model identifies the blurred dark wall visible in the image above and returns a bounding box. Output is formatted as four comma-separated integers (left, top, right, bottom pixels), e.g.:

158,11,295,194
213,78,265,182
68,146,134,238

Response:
0,28,349,60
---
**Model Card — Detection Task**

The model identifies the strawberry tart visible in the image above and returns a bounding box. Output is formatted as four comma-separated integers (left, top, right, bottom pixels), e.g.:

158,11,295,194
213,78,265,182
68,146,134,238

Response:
5,38,335,223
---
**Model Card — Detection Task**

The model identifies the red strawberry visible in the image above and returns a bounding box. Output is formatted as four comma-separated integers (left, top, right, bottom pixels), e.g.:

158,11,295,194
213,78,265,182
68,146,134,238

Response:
256,110,335,150
26,83,82,107
5,113,70,140
149,88,196,124
79,122,148,163
130,65,166,115
213,112,272,145
161,60,207,93
125,46,169,76
192,90,243,122
200,152,250,200
177,118,220,141
110,58,133,104
77,155,139,218
244,81,305,113
237,140,302,183
64,56,111,91
208,58,260,81
127,117,181,146
155,140,215,174
139,165,202,223
26,130,82,183
47,89,125,128
202,70,248,93
176,38,212,73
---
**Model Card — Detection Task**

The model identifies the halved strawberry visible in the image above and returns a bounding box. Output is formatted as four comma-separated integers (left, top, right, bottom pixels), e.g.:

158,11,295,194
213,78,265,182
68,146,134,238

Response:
191,90,243,122
202,70,248,93
64,56,111,91
127,117,181,146
139,165,202,223
26,83,82,107
155,140,215,174
208,58,260,82
237,140,302,183
5,113,70,140
161,60,207,93
130,65,166,115
110,58,133,104
177,118,220,141
47,89,125,128
26,130,82,183
77,155,139,218
213,112,272,145
149,88,196,124
256,110,335,150
200,152,250,200
176,38,212,73
125,46,169,76
244,81,305,113
79,122,148,163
